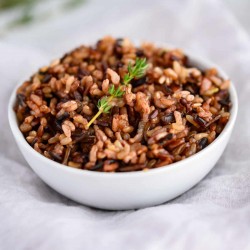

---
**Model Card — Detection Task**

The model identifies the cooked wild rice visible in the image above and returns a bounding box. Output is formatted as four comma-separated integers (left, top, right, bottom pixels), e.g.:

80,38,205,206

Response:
14,36,231,172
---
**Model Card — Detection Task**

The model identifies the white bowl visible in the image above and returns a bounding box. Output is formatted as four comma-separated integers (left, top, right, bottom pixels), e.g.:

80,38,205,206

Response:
8,50,238,210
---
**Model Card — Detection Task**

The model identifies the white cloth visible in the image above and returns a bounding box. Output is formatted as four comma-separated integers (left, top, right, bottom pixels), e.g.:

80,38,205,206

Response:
1,0,250,249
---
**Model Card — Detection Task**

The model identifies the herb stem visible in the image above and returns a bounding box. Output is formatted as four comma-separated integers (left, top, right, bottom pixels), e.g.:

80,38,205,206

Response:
86,109,103,129
107,95,114,103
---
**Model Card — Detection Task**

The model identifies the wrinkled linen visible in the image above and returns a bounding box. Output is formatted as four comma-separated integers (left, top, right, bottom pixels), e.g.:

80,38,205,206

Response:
0,0,250,249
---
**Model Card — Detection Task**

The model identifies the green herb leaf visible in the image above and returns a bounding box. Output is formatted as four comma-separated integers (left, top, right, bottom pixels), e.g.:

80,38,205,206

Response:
97,97,111,113
123,58,148,85
108,85,124,98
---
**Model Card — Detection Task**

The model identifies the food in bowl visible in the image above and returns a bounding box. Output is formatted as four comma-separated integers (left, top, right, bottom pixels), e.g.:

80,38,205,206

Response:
14,36,231,172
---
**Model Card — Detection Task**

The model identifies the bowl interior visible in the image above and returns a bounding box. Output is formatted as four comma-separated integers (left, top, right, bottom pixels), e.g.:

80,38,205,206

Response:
8,47,238,177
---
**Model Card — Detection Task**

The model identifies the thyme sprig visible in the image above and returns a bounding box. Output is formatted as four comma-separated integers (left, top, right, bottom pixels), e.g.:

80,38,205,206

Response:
97,85,124,114
86,58,148,128
86,85,123,128
123,58,148,85
108,84,124,97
